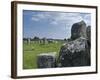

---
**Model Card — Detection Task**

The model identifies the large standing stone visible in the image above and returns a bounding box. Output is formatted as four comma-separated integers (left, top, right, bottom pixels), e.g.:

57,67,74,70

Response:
58,37,90,67
71,21,87,40
37,52,56,68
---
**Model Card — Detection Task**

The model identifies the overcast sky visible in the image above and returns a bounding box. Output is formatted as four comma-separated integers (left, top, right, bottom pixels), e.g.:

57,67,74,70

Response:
23,10,91,39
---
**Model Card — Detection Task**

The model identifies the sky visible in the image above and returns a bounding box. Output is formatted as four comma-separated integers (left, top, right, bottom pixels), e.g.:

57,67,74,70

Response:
23,10,91,39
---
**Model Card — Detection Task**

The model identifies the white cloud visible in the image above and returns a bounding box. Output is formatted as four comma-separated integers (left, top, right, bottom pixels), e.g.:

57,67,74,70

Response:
51,13,83,25
50,21,58,25
83,14,91,26
31,12,52,21
31,12,91,27
31,17,40,21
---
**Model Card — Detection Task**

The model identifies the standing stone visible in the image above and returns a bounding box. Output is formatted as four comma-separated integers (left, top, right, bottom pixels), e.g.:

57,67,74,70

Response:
58,37,90,67
86,26,91,44
71,21,87,40
86,26,91,55
37,52,56,68
27,38,31,44
40,39,43,44
42,38,48,44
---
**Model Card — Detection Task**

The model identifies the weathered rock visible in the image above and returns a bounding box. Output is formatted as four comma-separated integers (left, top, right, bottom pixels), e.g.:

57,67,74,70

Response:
71,21,87,40
58,37,90,67
37,52,56,68
86,26,91,44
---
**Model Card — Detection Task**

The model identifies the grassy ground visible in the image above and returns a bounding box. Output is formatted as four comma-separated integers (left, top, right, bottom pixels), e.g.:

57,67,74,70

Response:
23,41,63,69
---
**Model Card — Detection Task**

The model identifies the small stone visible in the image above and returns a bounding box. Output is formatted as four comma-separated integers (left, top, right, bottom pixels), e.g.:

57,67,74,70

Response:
37,52,56,68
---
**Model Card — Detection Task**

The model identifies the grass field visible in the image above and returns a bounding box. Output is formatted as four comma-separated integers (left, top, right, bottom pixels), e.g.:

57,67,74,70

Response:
23,41,63,69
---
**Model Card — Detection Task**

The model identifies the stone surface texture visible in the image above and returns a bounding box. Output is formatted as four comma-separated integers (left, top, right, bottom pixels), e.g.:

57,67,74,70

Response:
37,52,56,68
71,21,87,40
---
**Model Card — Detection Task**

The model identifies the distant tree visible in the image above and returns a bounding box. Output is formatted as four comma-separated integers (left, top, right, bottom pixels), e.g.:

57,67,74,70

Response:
42,37,46,40
33,36,40,40
23,38,27,40
64,38,67,41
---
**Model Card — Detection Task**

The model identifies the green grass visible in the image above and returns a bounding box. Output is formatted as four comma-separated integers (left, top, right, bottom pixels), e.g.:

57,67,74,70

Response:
23,41,63,69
